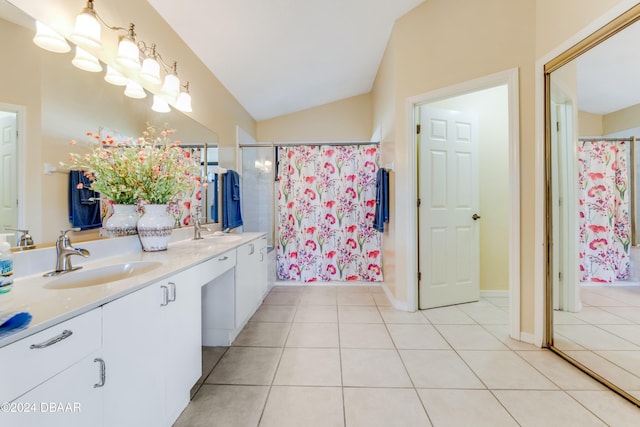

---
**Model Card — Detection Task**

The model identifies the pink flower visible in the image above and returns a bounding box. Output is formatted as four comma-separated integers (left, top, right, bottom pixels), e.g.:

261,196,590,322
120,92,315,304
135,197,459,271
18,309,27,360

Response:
367,264,381,274
346,174,356,183
325,200,336,208
346,188,356,198
305,176,316,184
365,147,377,156
326,265,337,274
326,250,337,259
304,188,317,200
290,252,298,259
305,226,316,234
325,213,336,224
346,225,357,233
587,172,604,180
589,238,607,250
346,275,359,281
305,240,317,251
365,200,376,207
367,250,380,258
346,238,357,249
588,225,607,233
587,185,606,197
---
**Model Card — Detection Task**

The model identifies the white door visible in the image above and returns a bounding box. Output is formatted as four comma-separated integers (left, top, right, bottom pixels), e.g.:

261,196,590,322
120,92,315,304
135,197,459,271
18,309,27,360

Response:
418,107,480,309
0,112,17,236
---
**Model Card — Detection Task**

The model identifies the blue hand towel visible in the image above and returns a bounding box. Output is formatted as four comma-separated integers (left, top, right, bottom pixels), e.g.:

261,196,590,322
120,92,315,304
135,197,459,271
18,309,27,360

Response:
222,170,243,229
372,168,389,232
69,170,102,231
0,311,32,339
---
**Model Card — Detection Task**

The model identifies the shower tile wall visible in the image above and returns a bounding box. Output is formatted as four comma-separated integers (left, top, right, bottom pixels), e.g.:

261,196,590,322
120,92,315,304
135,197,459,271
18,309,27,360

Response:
241,147,274,247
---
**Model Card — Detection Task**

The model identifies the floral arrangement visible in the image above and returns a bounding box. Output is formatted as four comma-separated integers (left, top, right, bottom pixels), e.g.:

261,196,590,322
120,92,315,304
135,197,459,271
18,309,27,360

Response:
66,124,200,205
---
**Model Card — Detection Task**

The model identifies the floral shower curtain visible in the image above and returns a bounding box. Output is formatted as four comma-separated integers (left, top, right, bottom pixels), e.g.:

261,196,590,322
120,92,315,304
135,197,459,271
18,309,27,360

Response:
578,139,630,282
276,145,382,282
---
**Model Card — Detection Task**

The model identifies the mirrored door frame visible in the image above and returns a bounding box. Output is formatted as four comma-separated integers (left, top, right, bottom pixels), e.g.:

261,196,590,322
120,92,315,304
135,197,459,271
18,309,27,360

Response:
544,3,640,405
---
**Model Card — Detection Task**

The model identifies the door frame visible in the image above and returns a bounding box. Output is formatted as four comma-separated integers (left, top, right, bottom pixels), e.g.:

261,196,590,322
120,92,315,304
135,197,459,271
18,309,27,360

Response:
405,68,521,340
0,103,26,230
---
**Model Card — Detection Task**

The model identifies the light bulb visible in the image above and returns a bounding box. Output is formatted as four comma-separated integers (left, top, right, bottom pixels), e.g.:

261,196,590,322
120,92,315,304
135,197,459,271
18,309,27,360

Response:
175,91,192,112
161,74,180,104
116,37,141,71
69,1,102,50
104,65,127,86
72,46,102,72
33,21,70,53
140,57,161,85
124,80,146,99
152,94,171,113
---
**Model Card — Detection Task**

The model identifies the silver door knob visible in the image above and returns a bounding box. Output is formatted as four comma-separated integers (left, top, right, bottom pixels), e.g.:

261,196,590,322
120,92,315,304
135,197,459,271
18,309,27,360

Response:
472,214,481,220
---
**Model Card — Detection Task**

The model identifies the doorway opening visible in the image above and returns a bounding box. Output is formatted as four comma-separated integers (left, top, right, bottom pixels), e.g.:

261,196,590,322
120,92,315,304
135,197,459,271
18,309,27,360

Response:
407,69,521,340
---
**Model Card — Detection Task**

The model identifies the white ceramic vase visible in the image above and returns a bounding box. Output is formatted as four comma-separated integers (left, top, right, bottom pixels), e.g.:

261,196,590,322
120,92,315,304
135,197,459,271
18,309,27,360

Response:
137,204,174,251
104,204,138,236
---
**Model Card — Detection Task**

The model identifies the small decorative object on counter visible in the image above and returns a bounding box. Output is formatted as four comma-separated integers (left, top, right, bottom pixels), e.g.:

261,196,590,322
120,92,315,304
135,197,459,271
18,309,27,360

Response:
105,204,139,236
137,204,174,251
0,234,14,294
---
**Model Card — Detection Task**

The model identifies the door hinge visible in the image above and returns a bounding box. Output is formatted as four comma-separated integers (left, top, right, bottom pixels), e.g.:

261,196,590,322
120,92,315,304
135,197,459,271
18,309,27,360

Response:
418,272,422,281
556,121,560,132
417,198,421,208
416,124,421,134
558,271,563,281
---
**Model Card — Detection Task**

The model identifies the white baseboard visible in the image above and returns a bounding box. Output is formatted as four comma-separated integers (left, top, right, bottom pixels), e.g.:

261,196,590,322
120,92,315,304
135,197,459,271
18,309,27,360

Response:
519,332,538,346
382,283,412,312
480,290,509,298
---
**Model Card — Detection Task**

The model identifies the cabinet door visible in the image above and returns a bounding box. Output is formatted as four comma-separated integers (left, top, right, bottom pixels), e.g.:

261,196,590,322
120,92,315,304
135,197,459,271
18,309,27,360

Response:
257,237,269,299
102,284,164,427
235,241,259,326
7,351,103,427
162,268,202,425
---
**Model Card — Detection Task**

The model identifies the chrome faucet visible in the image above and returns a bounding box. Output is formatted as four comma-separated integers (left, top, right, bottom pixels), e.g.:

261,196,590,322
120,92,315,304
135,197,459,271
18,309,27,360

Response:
193,216,211,240
4,226,35,250
43,229,90,276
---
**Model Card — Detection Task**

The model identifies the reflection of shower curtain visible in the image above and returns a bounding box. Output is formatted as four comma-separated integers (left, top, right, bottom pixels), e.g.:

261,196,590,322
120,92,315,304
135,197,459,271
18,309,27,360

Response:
276,145,382,282
578,139,630,282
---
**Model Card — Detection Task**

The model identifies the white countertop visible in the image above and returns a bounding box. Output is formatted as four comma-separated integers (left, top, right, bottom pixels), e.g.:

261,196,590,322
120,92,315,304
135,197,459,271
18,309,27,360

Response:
0,231,266,348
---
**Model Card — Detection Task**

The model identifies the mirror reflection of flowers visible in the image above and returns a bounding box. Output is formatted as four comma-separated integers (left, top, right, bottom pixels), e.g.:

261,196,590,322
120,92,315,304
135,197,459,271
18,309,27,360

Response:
65,124,200,205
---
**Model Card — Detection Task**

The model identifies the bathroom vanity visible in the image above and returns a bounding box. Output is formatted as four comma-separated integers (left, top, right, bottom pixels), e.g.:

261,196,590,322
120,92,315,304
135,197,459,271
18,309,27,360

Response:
0,231,268,427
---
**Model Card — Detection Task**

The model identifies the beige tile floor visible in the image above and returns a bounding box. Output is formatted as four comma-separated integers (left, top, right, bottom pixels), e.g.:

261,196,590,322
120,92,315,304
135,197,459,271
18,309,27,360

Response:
554,285,640,398
176,286,640,426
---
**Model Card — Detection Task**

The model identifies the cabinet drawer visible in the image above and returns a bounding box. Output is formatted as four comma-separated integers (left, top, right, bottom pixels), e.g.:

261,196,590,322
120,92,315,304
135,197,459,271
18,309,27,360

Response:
199,250,236,283
0,309,101,403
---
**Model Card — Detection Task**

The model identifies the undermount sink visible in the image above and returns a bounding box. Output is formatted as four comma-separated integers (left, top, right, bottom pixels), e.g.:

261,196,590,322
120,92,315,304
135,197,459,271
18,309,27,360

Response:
202,233,243,242
44,261,162,290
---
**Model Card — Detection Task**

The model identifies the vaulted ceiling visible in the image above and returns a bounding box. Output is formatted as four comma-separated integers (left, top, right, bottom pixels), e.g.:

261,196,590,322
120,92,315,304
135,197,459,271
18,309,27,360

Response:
147,0,426,121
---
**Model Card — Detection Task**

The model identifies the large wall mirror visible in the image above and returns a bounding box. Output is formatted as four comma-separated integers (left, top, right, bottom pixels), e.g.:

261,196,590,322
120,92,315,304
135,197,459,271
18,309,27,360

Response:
0,0,219,247
546,4,640,405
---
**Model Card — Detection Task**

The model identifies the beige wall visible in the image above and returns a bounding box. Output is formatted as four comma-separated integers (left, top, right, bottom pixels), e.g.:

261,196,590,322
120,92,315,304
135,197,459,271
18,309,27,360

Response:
579,111,604,136
257,94,372,142
428,86,510,291
603,103,640,135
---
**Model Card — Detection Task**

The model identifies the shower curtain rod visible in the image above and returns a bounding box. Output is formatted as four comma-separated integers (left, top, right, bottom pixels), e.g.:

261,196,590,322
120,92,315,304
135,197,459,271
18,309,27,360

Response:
239,141,380,148
578,137,637,141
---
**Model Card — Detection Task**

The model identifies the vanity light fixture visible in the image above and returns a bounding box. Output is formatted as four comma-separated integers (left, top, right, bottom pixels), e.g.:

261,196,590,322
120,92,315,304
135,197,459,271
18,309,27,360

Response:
115,24,141,72
104,65,128,86
72,46,102,73
151,94,171,113
69,0,102,50
161,61,180,104
33,21,71,53
32,0,195,112
174,82,193,112
124,79,146,99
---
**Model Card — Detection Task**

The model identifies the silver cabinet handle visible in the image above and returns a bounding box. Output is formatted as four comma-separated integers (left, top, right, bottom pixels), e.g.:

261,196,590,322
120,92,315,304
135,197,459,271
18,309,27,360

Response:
30,330,73,349
219,256,229,261
168,282,176,302
161,285,169,306
260,252,264,262
249,243,255,255
94,358,106,388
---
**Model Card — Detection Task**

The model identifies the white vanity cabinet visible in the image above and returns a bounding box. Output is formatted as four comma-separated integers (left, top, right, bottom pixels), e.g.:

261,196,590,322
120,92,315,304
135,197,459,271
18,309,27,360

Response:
235,236,269,326
0,309,103,427
102,267,202,427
